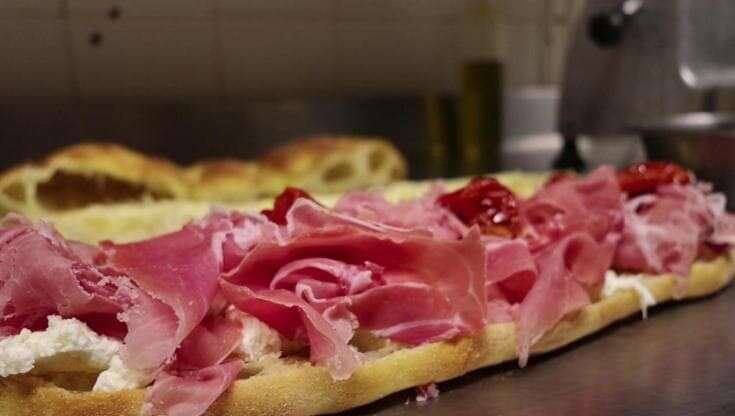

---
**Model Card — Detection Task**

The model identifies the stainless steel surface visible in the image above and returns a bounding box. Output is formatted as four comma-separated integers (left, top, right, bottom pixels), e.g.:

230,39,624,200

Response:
559,0,702,138
588,0,643,48
637,112,735,208
348,285,735,416
679,0,735,89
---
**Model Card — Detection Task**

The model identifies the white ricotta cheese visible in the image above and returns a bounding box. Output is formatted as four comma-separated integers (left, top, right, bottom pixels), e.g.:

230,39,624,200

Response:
0,315,150,392
602,270,657,318
227,308,282,362
93,355,151,392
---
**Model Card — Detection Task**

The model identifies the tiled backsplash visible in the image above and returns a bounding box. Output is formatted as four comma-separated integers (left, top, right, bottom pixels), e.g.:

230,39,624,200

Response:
0,0,583,97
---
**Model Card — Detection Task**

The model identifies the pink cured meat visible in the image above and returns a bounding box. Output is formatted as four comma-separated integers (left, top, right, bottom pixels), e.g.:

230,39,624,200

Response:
144,360,243,416
106,213,253,416
219,282,360,380
515,233,609,365
268,256,482,344
104,223,223,371
500,167,623,363
0,216,245,416
224,224,487,338
705,192,735,246
613,184,728,280
175,315,244,370
521,166,623,250
333,186,468,239
270,257,383,308
484,237,537,305
0,217,128,337
222,200,487,377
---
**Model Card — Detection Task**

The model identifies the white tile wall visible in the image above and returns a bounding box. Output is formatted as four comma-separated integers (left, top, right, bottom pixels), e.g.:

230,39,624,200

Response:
542,23,571,85
548,0,577,23
0,1,63,20
68,0,215,20
499,23,544,86
436,23,461,92
0,0,577,97
335,0,461,22
336,22,448,93
70,21,219,96
0,22,72,96
499,0,546,25
220,19,336,95
461,12,494,60
216,0,335,19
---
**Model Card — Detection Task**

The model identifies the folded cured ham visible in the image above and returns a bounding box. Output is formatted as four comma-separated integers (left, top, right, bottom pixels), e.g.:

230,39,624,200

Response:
1,162,734,416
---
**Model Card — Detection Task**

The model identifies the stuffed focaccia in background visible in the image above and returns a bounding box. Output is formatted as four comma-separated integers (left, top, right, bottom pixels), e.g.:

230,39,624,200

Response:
0,136,407,216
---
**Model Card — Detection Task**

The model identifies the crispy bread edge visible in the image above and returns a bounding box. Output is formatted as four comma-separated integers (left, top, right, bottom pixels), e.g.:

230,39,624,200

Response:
2,256,732,416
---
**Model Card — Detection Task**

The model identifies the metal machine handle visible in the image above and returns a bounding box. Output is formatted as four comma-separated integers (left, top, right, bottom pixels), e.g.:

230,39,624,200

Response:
588,0,643,48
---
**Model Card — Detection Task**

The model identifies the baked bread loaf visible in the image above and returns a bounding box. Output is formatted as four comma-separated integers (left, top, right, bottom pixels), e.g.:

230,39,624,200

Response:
2,164,733,416
0,137,408,216
0,143,188,215
259,137,407,195
1,256,732,416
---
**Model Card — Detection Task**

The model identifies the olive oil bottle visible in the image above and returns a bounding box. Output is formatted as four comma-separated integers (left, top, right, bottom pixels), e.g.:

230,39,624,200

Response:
460,60,503,175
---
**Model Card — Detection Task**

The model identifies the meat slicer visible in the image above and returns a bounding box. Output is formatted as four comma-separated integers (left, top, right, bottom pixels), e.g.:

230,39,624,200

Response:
556,0,735,202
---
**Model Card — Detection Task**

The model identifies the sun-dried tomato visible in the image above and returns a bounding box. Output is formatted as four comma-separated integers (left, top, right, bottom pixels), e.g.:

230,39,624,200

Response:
438,177,521,237
262,187,316,225
617,161,694,197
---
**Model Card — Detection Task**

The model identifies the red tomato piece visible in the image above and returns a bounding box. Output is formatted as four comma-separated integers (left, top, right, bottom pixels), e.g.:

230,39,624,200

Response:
437,177,521,237
617,161,694,197
262,187,316,225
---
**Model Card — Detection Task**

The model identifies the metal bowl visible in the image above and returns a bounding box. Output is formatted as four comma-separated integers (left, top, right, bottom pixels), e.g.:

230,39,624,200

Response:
635,112,735,208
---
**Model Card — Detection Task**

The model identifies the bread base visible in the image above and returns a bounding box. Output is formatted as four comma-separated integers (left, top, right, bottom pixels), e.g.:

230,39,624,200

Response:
2,256,732,416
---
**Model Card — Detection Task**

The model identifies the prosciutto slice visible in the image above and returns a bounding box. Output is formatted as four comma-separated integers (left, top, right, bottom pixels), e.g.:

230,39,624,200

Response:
223,200,487,377
613,184,727,280
104,225,220,371
484,237,537,304
220,282,360,379
175,315,244,370
0,216,242,416
334,186,468,239
510,169,623,364
104,216,249,416
145,360,243,416
0,216,128,338
705,192,735,246
515,233,609,365
521,166,623,250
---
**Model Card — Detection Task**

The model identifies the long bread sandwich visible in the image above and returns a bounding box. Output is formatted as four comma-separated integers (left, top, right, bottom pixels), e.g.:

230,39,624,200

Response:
1,162,733,416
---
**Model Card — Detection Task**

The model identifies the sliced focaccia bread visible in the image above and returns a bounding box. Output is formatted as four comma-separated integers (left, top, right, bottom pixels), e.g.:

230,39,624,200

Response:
0,143,188,215
1,256,732,416
257,136,407,195
1,162,734,416
0,137,408,216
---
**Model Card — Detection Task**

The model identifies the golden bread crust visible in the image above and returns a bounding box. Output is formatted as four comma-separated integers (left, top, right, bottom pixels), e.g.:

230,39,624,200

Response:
260,136,408,194
3,256,732,416
0,138,408,215
184,160,288,202
0,143,188,214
